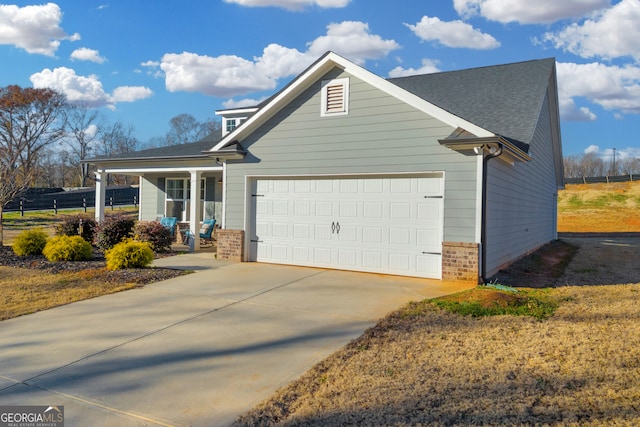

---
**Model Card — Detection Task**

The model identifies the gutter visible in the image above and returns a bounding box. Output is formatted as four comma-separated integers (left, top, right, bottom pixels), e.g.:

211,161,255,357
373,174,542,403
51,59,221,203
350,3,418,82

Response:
480,143,503,284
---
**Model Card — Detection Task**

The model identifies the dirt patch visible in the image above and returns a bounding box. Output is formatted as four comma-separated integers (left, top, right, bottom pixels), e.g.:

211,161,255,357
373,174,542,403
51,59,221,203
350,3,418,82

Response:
490,235,640,288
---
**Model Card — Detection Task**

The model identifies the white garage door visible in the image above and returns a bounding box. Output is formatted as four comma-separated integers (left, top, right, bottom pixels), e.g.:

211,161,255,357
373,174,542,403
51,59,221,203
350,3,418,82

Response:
249,175,444,278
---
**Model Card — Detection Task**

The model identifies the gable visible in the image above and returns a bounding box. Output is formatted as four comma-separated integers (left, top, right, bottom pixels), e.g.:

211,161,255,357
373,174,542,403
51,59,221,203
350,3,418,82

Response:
211,52,495,153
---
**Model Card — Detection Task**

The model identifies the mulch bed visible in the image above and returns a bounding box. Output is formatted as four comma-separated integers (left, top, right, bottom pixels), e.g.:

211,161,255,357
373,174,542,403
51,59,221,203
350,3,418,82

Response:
0,245,188,284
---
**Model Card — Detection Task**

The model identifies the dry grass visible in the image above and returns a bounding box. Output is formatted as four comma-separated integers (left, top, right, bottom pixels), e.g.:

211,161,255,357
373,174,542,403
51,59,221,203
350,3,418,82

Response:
0,266,141,321
235,285,640,426
234,182,640,426
558,182,640,232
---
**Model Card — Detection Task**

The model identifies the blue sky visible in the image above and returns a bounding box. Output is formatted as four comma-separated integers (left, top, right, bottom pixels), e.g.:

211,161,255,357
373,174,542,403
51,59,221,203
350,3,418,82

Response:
0,0,638,158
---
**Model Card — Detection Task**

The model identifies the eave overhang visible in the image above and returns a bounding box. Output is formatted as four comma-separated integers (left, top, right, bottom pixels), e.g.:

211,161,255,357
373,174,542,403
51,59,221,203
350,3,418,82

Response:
84,144,246,167
439,135,532,164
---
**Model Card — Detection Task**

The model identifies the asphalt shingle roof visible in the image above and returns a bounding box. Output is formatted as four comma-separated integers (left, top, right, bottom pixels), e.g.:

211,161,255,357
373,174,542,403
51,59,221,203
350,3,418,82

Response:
388,58,555,151
88,129,223,162
89,57,554,163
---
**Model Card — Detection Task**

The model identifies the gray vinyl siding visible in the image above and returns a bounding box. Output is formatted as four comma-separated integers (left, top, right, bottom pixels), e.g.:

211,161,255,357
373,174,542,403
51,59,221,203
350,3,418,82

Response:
225,68,479,243
485,91,559,276
139,176,164,221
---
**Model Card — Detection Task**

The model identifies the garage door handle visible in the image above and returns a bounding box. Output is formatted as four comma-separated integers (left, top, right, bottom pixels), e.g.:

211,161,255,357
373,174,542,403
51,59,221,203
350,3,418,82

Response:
331,222,336,234
422,251,441,255
336,222,340,234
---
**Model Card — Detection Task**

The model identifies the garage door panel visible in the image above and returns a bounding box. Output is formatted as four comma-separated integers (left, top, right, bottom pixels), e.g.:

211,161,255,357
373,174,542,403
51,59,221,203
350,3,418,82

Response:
390,202,411,219
315,201,332,216
417,254,441,275
389,253,410,271
389,228,411,245
252,175,444,279
293,246,310,262
362,251,382,268
362,227,383,243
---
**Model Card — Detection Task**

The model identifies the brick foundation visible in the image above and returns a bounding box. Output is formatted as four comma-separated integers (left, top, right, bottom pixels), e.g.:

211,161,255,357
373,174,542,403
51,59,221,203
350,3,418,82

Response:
216,229,244,262
442,242,480,283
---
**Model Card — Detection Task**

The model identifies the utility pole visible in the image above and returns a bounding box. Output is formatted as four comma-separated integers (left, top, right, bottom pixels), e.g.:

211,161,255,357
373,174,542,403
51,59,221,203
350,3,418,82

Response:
612,147,617,176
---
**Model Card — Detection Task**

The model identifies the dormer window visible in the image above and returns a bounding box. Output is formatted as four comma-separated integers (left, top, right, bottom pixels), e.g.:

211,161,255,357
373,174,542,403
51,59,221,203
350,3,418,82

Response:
226,118,238,133
321,78,349,117
222,116,246,136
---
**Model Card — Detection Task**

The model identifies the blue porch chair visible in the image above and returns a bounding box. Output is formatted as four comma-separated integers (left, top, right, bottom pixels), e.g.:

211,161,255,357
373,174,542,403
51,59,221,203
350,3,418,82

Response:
183,219,216,246
159,217,178,238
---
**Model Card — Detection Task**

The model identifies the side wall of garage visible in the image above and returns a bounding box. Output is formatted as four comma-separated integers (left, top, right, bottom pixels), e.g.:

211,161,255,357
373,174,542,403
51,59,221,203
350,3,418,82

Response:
485,90,560,277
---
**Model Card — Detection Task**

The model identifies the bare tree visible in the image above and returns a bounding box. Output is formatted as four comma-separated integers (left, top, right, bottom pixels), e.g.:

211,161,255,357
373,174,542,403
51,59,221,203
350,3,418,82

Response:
165,114,220,146
64,103,103,186
97,121,139,185
0,85,66,244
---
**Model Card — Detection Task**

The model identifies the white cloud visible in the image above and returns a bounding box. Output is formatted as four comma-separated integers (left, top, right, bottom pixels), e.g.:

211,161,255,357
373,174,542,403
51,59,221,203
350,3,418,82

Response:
388,58,441,78
110,86,153,103
222,97,268,109
585,144,600,154
542,0,640,62
70,47,106,63
405,16,499,49
584,144,640,161
161,52,277,97
557,62,640,118
453,0,610,24
559,98,597,122
141,60,160,67
30,67,152,109
222,0,350,11
160,21,399,97
306,21,399,64
0,3,80,56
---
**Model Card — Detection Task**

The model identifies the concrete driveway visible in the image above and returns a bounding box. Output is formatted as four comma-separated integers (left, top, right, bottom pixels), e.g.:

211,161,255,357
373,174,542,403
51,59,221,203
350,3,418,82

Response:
0,255,473,427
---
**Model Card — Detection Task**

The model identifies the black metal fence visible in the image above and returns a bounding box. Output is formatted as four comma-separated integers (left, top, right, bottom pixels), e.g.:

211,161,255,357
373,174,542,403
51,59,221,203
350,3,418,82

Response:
565,174,640,185
4,187,139,213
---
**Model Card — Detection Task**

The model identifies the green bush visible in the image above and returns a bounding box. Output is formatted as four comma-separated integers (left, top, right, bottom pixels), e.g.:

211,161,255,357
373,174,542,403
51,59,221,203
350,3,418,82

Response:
43,235,93,261
12,228,49,256
95,213,135,250
55,214,97,243
134,221,173,252
105,239,154,270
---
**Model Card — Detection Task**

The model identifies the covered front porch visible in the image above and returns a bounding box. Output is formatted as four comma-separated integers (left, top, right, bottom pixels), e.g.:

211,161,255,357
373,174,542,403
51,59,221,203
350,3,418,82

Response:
94,165,223,252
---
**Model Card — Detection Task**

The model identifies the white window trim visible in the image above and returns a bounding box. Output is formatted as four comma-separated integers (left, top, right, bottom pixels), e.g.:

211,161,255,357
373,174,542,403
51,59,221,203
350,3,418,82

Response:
222,116,247,136
165,178,206,222
321,77,349,117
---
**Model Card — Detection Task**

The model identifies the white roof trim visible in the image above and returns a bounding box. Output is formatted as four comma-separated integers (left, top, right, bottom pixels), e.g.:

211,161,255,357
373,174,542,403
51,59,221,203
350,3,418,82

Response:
215,106,259,115
210,52,493,152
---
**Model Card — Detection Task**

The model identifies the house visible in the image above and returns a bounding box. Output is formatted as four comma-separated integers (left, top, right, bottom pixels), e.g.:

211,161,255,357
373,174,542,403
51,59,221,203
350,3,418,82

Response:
87,52,563,283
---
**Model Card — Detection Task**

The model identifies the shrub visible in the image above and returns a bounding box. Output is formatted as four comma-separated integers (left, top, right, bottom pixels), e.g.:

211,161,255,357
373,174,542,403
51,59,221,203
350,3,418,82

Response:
55,214,97,243
12,228,49,256
95,213,135,250
134,221,173,252
43,235,93,261
105,239,154,270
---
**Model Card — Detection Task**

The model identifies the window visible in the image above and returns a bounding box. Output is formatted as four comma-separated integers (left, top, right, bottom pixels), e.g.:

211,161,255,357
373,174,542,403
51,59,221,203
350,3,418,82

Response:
225,118,237,133
165,178,206,222
222,117,246,136
321,78,349,117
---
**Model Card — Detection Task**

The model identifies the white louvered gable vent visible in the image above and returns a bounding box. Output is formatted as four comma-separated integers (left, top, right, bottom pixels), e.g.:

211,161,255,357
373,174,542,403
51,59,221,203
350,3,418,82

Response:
321,78,349,117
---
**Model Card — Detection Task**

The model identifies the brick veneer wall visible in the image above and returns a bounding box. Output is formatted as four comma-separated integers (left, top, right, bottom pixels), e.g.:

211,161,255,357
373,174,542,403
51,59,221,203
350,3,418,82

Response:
216,229,244,262
442,242,480,283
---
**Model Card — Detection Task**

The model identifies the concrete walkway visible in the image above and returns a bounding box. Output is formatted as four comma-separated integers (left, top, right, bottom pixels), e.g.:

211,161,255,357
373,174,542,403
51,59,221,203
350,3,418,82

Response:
0,254,473,426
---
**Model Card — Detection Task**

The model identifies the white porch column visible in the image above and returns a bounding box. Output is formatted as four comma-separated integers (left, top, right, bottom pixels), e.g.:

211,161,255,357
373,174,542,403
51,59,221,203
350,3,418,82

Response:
95,169,106,221
189,170,201,251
